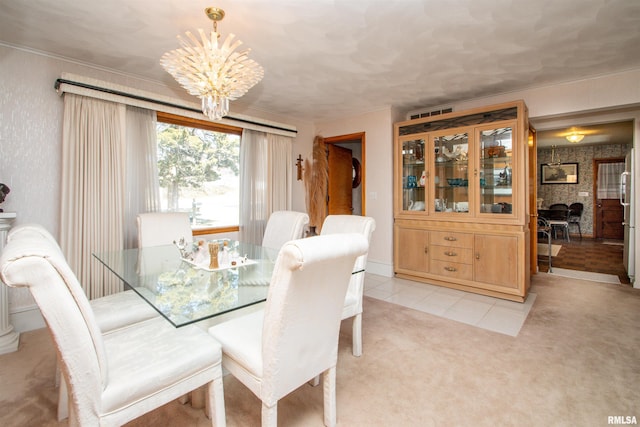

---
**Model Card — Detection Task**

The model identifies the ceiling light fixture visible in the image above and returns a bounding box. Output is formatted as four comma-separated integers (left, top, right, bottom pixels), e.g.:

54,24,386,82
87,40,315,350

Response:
160,7,264,120
565,131,584,143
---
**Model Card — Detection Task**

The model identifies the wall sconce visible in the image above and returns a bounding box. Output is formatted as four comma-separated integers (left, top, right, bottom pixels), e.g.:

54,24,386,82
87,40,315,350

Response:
296,154,304,180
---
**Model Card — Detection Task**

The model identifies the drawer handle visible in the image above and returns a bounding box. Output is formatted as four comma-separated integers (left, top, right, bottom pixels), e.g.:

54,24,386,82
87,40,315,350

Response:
444,236,457,242
445,251,457,257
445,266,457,272
475,252,480,260
424,246,428,254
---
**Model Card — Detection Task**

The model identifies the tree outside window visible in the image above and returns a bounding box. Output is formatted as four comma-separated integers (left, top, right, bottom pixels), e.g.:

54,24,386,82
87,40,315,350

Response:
156,118,240,230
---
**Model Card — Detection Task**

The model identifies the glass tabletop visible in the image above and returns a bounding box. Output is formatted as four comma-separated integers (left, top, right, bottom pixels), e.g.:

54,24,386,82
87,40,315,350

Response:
94,240,280,327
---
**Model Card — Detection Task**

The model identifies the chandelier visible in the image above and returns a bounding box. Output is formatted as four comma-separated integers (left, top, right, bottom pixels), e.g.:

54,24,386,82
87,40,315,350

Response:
549,145,561,166
160,7,264,120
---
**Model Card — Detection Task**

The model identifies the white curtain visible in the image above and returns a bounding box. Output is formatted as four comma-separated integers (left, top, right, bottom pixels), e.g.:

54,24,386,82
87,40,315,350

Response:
239,130,293,244
60,94,126,299
597,162,625,199
124,106,160,248
267,133,293,212
60,96,159,298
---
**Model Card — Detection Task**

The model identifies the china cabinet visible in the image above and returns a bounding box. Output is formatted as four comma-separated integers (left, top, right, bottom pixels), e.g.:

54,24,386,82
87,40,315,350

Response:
393,101,530,302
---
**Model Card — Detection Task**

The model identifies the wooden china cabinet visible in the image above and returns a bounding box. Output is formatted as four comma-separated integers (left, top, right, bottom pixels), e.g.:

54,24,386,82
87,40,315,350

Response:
393,100,531,302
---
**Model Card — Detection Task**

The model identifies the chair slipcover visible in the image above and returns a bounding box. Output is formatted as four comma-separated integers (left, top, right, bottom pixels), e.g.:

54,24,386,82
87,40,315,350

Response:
209,233,368,427
320,215,376,356
1,226,226,427
261,211,310,250
137,212,193,248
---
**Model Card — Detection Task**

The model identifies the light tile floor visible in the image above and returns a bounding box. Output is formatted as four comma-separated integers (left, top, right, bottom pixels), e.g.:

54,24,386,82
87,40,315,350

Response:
364,273,536,337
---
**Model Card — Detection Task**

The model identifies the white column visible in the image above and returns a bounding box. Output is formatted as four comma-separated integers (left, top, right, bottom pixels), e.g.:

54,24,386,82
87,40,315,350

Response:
0,212,19,354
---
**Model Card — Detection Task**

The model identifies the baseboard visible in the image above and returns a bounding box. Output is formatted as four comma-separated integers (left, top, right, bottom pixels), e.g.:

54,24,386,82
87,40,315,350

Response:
10,306,45,333
366,260,393,278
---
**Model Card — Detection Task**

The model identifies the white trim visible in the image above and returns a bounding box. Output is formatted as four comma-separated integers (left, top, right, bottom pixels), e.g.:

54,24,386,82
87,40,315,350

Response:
57,73,298,137
366,260,394,278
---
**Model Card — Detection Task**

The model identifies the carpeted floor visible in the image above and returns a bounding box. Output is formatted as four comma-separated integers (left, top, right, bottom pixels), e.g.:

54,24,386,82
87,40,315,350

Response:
1,273,639,427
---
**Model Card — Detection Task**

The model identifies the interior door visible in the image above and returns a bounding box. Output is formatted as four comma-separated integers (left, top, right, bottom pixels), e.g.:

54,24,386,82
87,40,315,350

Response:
596,199,625,239
327,144,353,215
594,158,625,239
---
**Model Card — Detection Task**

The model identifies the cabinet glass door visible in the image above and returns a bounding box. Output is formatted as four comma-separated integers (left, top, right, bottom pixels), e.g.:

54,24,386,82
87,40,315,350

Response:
433,132,469,214
401,138,426,211
479,126,513,214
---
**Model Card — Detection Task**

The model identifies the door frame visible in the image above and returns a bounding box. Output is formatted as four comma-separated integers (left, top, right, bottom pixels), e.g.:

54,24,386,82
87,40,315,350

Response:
528,126,538,275
324,132,366,215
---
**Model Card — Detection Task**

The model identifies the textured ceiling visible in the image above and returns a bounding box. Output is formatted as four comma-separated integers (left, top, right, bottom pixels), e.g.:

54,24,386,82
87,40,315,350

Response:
1,0,640,123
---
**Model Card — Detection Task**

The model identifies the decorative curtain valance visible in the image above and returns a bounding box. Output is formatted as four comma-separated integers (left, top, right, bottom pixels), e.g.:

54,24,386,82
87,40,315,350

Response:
56,73,297,138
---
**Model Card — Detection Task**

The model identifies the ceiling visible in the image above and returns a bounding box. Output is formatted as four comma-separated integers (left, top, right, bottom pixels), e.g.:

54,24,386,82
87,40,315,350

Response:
1,0,640,125
536,120,634,148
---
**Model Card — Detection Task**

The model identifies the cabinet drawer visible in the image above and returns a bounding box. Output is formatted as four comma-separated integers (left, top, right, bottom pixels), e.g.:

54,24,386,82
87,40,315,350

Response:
430,259,472,280
430,245,473,264
430,231,473,248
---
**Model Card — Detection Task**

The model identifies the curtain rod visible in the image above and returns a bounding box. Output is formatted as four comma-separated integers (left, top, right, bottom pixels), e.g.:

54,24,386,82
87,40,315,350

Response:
54,78,298,134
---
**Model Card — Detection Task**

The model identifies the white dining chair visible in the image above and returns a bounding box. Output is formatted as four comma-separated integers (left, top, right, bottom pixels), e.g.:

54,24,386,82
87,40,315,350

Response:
7,224,159,334
0,225,226,427
261,210,309,250
7,224,161,421
209,233,368,427
320,215,376,357
137,211,193,248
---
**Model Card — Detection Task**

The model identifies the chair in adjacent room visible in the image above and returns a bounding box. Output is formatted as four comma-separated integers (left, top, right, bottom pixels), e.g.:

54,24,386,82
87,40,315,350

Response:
261,210,310,250
537,217,553,273
568,202,584,239
547,203,571,242
0,226,226,427
137,211,193,248
320,215,376,357
209,234,368,427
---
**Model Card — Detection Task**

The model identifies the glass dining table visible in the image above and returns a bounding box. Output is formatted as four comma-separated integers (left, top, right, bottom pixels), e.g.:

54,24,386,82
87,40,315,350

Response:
94,240,280,328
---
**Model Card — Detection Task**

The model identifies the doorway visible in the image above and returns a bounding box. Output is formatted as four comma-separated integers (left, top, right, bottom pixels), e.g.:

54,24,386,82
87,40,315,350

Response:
324,132,365,216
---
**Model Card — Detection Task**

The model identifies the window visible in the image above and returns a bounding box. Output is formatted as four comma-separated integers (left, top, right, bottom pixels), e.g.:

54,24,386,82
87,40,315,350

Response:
156,112,242,234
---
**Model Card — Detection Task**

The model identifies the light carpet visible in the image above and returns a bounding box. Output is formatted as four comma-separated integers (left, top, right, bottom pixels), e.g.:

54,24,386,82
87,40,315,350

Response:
549,267,622,284
537,243,562,257
2,273,639,426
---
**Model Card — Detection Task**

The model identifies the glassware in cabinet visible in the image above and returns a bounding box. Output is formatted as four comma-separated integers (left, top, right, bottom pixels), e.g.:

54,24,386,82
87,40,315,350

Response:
432,132,469,213
401,138,426,211
478,126,513,214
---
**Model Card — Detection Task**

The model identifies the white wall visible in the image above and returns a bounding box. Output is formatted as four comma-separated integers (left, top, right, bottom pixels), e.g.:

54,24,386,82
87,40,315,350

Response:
315,108,395,276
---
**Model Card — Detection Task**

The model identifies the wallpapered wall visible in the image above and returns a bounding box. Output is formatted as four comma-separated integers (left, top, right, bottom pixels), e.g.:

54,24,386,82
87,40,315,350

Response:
537,143,632,237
